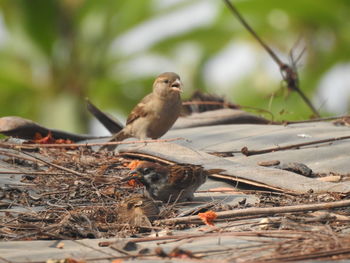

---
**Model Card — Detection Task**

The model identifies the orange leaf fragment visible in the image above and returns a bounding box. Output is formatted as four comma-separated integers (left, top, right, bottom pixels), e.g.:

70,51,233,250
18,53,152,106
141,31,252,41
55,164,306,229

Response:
31,132,74,145
55,138,74,144
198,210,217,226
168,247,198,259
33,131,55,144
127,178,141,187
124,160,144,187
127,160,143,170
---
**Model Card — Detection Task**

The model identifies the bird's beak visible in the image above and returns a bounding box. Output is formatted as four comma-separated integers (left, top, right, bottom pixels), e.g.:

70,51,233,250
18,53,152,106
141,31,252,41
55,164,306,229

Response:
170,79,183,93
121,170,143,182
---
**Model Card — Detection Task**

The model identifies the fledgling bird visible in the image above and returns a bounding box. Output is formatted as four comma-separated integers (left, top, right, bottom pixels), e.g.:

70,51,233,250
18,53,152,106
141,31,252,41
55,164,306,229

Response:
117,194,160,228
103,72,183,151
123,161,208,202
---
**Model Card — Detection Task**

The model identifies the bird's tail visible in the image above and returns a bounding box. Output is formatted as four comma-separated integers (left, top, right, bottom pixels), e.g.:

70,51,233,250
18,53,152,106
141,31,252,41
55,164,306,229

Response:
100,131,130,151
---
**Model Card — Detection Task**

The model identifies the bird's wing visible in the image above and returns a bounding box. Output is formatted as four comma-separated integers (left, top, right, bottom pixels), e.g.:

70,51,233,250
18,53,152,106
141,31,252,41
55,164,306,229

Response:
169,165,204,186
126,93,153,125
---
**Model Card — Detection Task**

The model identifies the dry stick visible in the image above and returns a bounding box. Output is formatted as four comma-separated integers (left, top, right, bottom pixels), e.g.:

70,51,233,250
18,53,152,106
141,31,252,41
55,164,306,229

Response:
0,257,12,263
293,86,321,117
157,199,350,225
19,151,87,177
223,0,282,66
222,0,320,117
99,230,305,247
260,247,350,262
0,171,68,176
0,150,43,163
241,135,350,156
0,137,184,149
10,213,72,241
283,115,350,124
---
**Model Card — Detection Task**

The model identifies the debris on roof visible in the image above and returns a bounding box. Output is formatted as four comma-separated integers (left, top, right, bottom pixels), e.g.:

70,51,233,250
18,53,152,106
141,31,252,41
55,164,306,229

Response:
1,101,350,262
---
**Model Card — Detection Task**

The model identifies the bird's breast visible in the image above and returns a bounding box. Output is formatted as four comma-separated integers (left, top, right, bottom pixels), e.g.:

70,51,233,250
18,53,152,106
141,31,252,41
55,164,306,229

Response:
145,95,181,138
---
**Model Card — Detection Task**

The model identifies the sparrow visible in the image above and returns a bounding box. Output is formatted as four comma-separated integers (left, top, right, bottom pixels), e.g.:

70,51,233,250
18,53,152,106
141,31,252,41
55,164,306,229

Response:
117,194,160,228
103,72,183,151
122,161,208,202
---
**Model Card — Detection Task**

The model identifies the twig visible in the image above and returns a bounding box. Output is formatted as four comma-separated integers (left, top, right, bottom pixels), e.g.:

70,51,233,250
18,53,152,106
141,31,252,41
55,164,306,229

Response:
0,150,42,163
157,199,350,225
223,0,283,66
0,137,184,149
284,115,350,124
223,0,320,117
19,151,87,177
258,246,350,262
0,256,13,263
241,135,350,156
9,213,71,241
292,82,321,118
0,171,68,176
100,230,305,247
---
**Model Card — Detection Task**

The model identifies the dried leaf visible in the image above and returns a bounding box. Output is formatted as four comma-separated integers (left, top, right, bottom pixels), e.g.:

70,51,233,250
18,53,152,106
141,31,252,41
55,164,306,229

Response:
124,161,144,187
127,178,141,187
168,247,199,259
33,131,55,144
98,241,112,247
154,247,168,258
127,160,144,170
29,131,74,145
56,241,64,249
198,210,217,226
55,138,74,144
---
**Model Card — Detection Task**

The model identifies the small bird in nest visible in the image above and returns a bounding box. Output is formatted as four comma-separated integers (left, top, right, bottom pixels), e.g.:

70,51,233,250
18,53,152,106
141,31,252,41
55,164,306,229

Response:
102,72,183,151
122,161,209,202
117,194,160,228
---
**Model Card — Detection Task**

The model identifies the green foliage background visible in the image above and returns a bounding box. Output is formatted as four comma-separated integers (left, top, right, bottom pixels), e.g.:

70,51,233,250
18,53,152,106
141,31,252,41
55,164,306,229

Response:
0,0,349,133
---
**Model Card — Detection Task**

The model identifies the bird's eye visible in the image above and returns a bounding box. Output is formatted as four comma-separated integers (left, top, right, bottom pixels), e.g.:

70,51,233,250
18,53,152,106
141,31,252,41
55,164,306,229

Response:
143,167,151,174
163,79,170,84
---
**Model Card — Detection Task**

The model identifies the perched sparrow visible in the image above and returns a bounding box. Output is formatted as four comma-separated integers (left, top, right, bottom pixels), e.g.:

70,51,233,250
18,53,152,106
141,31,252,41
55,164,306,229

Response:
117,194,159,228
103,72,183,151
123,161,208,202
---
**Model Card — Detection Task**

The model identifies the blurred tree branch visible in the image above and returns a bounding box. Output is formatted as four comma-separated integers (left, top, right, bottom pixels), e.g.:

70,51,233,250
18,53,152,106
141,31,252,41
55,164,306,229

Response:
223,0,320,117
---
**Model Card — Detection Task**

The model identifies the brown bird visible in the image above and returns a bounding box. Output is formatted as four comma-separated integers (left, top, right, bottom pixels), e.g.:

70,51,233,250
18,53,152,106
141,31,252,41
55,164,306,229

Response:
122,161,208,202
117,194,160,228
103,72,183,151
